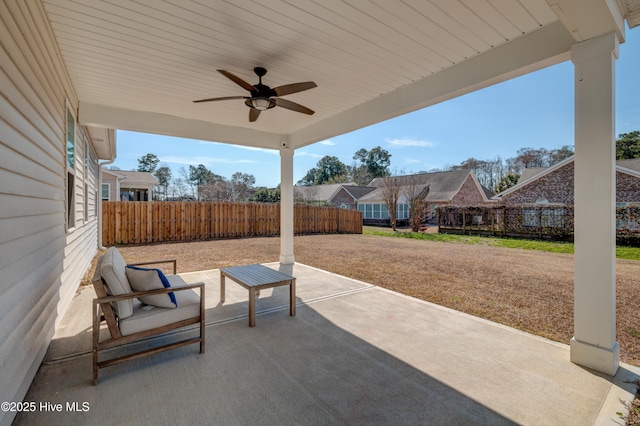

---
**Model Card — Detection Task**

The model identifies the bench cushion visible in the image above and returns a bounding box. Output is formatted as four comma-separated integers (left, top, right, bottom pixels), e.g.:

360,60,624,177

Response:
125,266,177,308
100,247,134,319
118,276,201,336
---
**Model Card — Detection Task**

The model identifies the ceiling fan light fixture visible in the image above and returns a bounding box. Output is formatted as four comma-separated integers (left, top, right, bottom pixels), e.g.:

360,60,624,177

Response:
250,97,274,110
195,68,316,122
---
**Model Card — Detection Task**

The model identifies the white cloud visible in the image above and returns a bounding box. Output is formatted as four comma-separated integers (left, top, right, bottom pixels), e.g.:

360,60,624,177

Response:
319,139,336,146
295,151,324,158
386,138,435,148
404,158,422,164
232,145,279,155
162,155,257,166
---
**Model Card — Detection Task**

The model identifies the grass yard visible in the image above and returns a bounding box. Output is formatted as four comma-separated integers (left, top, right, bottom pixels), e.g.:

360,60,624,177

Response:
364,226,640,260
111,231,640,367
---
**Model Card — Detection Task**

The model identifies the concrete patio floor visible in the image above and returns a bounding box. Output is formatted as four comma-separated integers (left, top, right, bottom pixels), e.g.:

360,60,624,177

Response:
15,263,640,425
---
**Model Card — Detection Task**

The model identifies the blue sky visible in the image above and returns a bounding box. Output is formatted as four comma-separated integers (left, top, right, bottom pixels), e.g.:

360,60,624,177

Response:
111,28,640,188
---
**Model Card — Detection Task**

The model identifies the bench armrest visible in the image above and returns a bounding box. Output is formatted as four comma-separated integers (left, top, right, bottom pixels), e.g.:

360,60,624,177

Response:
127,259,177,274
94,282,204,304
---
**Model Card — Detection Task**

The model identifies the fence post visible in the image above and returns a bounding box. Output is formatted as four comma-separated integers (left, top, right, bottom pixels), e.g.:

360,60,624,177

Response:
538,207,543,239
462,209,466,235
491,207,495,236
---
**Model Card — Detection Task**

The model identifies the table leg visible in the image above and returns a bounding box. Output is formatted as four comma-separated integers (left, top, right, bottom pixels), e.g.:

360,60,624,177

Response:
290,279,296,317
249,288,256,327
220,272,225,303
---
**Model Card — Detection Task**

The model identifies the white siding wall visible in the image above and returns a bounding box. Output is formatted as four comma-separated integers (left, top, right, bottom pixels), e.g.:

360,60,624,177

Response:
0,2,100,425
102,171,119,201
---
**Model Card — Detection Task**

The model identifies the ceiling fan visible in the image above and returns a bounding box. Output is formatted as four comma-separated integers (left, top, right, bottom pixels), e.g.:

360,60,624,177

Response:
193,67,317,122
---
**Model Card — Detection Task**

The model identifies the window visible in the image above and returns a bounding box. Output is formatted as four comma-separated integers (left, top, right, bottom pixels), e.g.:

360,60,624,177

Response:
396,203,409,219
67,108,75,168
381,204,389,219
102,184,110,200
66,105,76,228
373,203,381,219
523,208,565,228
523,209,538,227
541,208,565,228
358,203,402,220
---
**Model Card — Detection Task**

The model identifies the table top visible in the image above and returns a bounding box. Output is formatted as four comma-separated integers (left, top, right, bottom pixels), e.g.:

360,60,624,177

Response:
220,264,295,286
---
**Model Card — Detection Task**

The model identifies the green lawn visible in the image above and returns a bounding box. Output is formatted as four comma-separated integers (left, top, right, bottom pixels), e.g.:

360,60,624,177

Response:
363,227,640,261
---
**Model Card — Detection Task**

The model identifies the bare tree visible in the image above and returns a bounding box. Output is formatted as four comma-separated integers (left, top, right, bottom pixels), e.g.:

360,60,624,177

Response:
294,186,319,205
169,178,189,199
402,175,429,232
200,180,231,201
178,167,196,199
378,174,404,231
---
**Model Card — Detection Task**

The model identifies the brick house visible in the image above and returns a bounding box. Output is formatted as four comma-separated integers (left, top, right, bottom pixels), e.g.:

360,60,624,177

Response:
493,156,640,206
358,170,495,225
294,183,376,209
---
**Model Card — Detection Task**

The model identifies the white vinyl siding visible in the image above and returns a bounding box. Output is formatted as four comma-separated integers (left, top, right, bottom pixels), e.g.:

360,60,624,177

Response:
0,3,100,424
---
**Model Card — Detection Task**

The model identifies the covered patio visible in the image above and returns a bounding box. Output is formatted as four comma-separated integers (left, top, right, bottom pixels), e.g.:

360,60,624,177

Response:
16,264,640,425
2,1,640,425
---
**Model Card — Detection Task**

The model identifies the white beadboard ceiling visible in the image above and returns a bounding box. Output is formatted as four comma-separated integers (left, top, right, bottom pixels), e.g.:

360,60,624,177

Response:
40,0,635,153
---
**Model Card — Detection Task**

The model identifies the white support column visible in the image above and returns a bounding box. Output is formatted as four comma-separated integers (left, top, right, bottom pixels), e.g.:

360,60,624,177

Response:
280,146,295,265
570,32,619,376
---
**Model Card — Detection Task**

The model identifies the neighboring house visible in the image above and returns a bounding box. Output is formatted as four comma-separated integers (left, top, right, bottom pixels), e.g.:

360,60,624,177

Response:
293,183,376,209
331,185,378,210
493,156,640,206
357,170,494,225
102,170,158,201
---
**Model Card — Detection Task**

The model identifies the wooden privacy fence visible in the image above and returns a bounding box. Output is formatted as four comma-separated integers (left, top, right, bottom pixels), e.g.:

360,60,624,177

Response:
102,201,362,245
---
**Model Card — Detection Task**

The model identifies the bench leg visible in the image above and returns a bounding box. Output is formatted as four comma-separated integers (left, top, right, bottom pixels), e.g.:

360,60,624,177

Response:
93,301,100,385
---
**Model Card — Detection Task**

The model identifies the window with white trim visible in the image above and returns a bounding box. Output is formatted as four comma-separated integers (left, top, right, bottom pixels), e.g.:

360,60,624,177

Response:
66,105,76,229
396,203,409,219
102,183,110,200
358,203,409,220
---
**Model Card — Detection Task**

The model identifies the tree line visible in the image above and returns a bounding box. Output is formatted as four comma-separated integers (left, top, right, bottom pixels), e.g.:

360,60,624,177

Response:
297,145,575,192
111,131,640,202
297,131,640,193
297,146,392,186
109,153,260,202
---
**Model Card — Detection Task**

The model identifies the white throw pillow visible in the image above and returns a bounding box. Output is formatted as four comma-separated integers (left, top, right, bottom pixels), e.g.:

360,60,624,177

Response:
100,247,134,318
125,267,177,309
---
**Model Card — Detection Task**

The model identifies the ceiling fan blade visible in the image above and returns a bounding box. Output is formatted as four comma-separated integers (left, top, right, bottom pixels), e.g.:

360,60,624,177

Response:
217,70,256,92
274,98,315,115
273,81,317,97
193,96,247,103
249,108,261,122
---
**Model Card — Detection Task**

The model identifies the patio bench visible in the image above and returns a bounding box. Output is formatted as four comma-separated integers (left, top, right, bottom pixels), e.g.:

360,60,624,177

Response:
92,247,205,385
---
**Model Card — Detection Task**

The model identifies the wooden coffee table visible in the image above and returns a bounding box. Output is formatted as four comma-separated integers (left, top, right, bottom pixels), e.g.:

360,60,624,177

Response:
220,264,296,327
